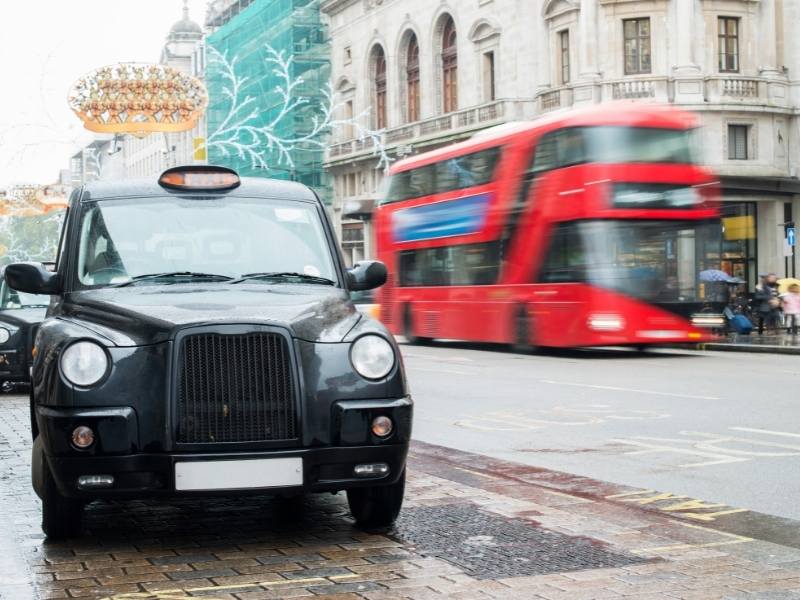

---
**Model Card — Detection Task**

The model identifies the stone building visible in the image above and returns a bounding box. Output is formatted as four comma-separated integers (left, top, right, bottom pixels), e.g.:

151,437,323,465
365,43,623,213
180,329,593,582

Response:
122,2,206,179
321,0,800,284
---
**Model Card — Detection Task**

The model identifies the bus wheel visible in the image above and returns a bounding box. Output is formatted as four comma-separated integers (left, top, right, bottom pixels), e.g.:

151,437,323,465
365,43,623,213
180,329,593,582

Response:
403,305,431,345
512,307,537,354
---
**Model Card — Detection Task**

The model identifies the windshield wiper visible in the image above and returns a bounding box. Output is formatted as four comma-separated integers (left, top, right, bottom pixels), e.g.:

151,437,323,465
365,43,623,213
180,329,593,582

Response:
230,271,336,286
111,272,234,288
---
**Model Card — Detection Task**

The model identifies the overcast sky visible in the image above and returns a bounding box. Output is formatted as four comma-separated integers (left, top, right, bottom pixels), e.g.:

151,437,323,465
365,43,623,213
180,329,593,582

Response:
0,0,208,189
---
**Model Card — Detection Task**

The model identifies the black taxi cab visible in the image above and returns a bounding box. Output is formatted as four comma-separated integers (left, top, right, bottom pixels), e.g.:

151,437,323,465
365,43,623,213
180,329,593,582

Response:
4,166,412,539
0,267,50,391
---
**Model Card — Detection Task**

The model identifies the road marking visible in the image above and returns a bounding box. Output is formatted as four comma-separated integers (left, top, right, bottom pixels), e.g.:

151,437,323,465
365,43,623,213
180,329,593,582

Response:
730,426,800,439
410,365,472,375
104,573,363,600
539,379,720,401
605,489,750,522
632,522,752,554
610,437,748,468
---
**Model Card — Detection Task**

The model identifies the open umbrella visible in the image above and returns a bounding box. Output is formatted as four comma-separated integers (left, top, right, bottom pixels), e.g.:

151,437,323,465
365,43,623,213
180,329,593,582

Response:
699,269,733,282
778,278,800,294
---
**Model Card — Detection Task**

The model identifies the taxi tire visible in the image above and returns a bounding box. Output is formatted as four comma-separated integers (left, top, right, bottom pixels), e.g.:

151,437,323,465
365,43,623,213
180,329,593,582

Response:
347,469,405,529
40,445,84,539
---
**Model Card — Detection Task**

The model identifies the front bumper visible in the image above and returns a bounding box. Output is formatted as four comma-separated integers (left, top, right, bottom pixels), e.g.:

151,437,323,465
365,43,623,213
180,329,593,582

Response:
47,444,409,499
36,397,412,499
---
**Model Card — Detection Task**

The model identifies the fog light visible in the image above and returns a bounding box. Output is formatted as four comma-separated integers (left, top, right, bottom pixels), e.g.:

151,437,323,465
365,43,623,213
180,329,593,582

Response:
371,416,393,437
353,463,390,478
71,426,95,449
77,475,114,489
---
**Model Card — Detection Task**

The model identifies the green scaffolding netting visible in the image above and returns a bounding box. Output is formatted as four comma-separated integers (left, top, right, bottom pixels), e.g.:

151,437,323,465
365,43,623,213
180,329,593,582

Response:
206,0,331,200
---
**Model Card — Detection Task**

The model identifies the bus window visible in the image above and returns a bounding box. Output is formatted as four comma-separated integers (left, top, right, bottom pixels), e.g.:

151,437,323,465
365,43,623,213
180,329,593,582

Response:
398,241,500,286
538,223,588,283
383,147,502,204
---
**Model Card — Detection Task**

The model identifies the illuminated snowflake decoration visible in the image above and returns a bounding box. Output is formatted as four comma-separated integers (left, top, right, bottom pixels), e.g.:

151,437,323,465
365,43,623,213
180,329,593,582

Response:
203,45,392,174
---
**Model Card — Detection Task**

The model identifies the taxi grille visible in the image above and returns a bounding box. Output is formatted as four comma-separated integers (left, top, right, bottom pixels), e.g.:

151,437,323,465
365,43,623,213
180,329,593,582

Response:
177,332,297,444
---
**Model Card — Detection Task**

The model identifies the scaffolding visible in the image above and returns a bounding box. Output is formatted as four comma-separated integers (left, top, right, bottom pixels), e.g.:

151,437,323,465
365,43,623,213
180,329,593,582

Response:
205,0,331,199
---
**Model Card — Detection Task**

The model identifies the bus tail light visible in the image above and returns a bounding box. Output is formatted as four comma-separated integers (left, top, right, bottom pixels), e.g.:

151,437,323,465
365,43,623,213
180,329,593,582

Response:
588,314,625,332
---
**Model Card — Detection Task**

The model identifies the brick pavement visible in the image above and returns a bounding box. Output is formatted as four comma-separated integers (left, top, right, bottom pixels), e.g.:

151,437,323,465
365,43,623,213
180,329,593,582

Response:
2,394,800,600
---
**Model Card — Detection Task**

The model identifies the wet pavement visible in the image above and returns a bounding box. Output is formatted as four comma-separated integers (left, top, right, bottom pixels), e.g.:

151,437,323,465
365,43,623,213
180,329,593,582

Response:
702,332,800,354
4,395,800,599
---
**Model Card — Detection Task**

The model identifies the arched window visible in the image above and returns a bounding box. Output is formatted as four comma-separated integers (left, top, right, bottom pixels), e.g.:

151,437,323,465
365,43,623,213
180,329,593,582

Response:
406,35,421,122
373,47,387,129
441,17,458,113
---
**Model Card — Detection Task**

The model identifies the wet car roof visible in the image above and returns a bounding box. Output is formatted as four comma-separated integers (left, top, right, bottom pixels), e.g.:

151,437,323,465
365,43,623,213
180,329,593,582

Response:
79,176,318,203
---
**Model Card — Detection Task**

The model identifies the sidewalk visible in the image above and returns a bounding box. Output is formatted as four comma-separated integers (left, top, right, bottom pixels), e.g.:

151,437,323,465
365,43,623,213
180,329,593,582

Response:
699,332,800,355
4,395,800,599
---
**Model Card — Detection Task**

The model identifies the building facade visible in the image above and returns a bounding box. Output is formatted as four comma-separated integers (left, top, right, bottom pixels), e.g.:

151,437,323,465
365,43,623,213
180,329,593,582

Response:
122,2,206,179
205,0,331,192
322,0,800,284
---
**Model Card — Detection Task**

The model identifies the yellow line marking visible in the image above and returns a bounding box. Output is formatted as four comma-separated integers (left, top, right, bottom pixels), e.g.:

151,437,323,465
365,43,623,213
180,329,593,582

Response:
605,489,656,499
103,573,361,600
631,521,753,554
452,466,497,479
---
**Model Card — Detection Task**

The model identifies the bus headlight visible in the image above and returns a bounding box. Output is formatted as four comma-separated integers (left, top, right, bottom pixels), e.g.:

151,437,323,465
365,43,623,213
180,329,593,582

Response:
350,335,395,380
691,314,725,328
588,314,625,332
60,341,109,387
0,328,10,344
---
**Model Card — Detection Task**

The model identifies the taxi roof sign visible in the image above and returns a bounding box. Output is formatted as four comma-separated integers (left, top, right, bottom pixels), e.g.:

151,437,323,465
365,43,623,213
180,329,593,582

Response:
158,166,240,191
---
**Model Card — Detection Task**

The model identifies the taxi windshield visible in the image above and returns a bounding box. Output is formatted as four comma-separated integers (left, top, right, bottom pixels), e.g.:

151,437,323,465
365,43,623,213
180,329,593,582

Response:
76,197,337,287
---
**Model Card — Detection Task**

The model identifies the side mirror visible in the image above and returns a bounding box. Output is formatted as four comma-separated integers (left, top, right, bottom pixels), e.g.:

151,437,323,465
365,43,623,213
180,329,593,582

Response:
4,263,61,295
346,260,387,292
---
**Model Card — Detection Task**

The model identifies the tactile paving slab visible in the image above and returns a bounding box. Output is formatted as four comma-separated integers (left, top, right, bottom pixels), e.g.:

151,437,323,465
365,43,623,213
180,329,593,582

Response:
393,503,648,579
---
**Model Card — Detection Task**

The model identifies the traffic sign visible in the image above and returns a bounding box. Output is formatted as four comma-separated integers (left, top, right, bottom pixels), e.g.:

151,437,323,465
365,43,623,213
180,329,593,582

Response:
788,227,796,247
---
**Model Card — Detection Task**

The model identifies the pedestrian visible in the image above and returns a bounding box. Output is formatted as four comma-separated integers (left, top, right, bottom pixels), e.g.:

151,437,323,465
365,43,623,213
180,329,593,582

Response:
782,283,800,336
753,273,781,335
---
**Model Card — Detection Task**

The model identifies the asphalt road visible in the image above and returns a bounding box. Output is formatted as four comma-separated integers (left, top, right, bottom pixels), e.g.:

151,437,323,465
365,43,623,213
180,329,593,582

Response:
403,343,800,522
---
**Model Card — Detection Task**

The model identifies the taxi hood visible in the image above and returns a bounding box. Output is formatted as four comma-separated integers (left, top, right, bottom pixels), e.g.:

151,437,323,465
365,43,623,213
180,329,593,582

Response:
62,284,360,347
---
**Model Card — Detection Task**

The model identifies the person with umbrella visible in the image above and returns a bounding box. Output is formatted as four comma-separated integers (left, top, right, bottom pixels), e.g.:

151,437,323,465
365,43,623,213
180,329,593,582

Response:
754,273,782,335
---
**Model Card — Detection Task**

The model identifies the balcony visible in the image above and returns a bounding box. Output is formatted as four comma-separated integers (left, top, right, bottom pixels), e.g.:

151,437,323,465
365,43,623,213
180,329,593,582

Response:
326,99,536,164
536,86,574,113
604,77,670,102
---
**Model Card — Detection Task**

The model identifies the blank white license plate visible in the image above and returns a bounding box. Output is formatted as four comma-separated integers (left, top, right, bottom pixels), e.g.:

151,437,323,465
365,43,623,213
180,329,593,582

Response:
174,457,303,491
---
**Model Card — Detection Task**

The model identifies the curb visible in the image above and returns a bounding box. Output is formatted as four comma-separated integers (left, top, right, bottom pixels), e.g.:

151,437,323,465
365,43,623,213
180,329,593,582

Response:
696,342,800,355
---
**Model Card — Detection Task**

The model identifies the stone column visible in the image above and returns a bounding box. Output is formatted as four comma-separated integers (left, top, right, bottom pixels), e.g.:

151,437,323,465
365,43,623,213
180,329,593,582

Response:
573,0,600,105
671,0,705,103
759,0,781,76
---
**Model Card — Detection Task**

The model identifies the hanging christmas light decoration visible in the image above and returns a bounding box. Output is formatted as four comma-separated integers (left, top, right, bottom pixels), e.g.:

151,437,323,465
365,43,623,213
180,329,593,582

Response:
68,63,207,137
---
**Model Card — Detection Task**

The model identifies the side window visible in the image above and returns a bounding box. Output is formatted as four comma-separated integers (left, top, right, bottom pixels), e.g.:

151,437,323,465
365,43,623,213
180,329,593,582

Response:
383,147,502,203
538,224,587,283
532,129,587,174
398,242,500,286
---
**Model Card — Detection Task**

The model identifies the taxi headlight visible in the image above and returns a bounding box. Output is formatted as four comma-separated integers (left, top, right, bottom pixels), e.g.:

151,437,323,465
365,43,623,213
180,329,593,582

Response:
60,341,109,387
350,335,395,380
0,328,9,344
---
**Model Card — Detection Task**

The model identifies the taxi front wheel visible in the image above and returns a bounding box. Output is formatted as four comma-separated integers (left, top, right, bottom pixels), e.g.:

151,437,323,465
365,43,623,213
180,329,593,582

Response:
39,445,84,539
347,469,405,529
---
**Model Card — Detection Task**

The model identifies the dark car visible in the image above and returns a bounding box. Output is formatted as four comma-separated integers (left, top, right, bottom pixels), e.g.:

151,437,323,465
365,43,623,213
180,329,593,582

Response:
4,166,412,539
0,267,50,392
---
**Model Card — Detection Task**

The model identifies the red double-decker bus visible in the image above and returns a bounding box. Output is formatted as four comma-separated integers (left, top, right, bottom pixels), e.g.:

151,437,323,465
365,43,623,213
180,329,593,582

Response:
374,103,726,349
